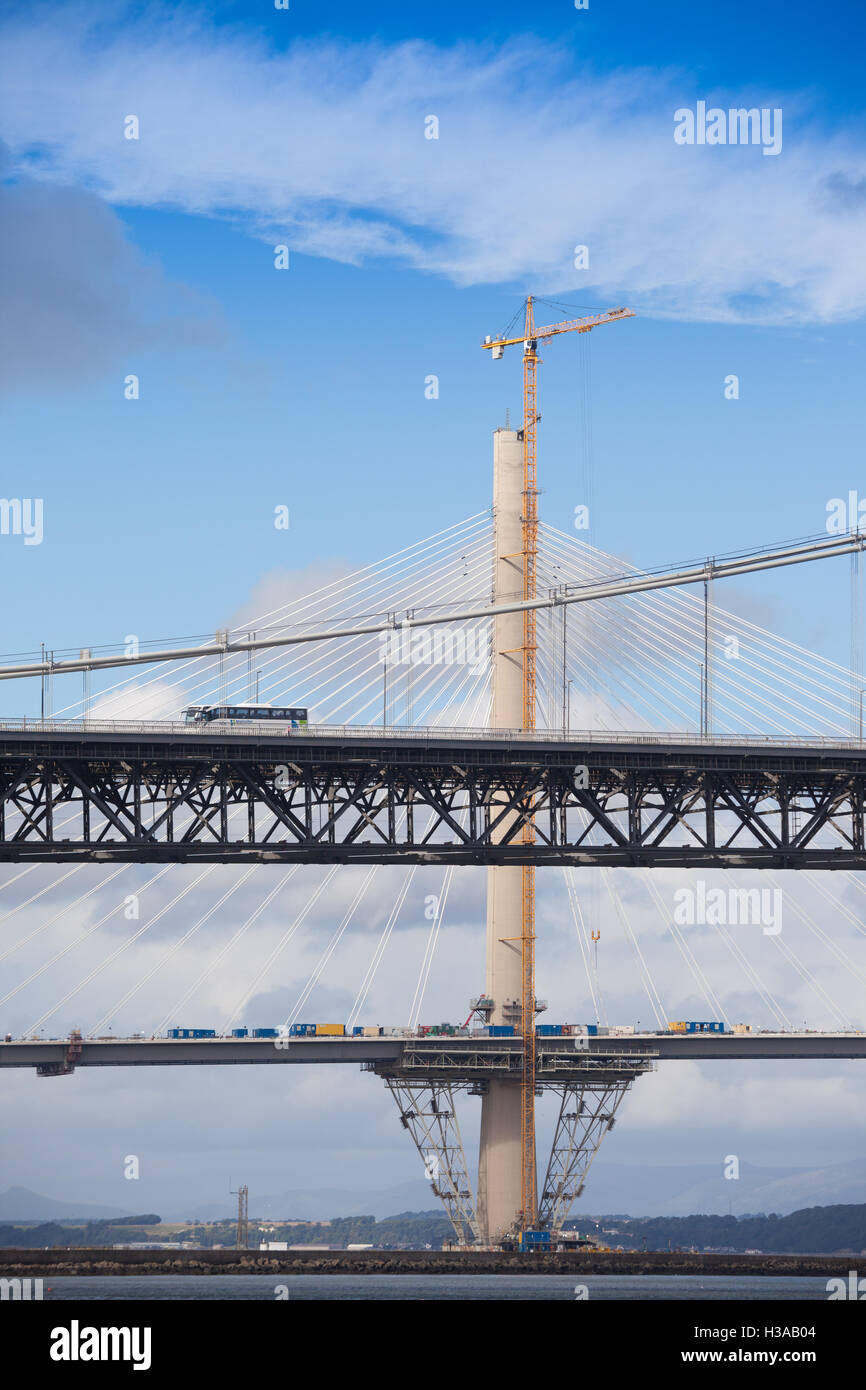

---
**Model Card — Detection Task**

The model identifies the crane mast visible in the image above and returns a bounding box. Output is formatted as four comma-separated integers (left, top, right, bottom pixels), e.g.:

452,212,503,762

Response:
520,299,539,1224
482,296,634,1231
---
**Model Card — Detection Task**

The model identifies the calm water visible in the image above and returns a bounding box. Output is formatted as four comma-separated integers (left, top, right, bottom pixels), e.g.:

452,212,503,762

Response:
36,1275,833,1301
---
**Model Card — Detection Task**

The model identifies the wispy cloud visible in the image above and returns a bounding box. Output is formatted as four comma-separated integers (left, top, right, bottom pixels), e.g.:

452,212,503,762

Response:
2,6,866,324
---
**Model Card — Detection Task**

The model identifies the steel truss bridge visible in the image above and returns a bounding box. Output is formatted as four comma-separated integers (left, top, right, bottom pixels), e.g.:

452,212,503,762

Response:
0,722,865,868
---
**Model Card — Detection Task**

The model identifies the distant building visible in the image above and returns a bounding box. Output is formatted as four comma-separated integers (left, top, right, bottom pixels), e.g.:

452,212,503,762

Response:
112,1242,178,1250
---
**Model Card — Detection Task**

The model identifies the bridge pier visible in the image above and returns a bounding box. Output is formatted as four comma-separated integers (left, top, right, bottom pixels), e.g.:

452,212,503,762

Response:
374,1042,655,1247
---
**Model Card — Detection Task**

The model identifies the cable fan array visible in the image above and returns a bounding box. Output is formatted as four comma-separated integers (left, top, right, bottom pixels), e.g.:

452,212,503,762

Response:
1,515,864,1041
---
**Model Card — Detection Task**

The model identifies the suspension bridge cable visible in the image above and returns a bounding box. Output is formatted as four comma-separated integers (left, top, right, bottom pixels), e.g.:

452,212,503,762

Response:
286,866,380,1026
641,872,729,1023
225,865,343,1031
91,867,260,1035
0,867,173,1010
155,868,300,1033
601,867,667,1028
53,514,492,718
563,866,605,1024
347,868,417,1030
26,866,216,1034
0,865,130,965
408,866,453,1031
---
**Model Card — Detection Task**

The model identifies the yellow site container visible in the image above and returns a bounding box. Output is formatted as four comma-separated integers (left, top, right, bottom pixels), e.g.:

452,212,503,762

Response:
362,1026,381,1037
667,1021,687,1033
316,1023,345,1036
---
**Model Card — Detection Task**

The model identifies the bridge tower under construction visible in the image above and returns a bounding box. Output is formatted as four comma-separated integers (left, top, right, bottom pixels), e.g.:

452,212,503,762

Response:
476,425,529,1241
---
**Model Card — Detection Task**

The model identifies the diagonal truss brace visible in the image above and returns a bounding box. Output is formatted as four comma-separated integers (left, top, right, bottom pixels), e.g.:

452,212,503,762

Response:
384,1079,483,1246
538,1077,638,1233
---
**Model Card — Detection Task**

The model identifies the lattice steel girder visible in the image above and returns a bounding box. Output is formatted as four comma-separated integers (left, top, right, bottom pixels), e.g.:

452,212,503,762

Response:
0,731,864,864
538,1071,653,1233
384,1079,483,1246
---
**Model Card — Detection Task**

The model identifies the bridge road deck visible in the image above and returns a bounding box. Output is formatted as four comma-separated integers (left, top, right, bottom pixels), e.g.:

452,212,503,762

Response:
3,1033,866,1073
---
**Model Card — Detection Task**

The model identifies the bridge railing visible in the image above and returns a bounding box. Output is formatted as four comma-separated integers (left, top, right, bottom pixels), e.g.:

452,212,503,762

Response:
0,718,864,750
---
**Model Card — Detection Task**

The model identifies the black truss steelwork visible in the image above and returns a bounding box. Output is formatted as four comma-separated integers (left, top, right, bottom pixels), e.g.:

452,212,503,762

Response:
0,728,865,866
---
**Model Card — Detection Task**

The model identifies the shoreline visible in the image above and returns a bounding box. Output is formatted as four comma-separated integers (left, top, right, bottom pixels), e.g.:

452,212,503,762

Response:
0,1247,852,1277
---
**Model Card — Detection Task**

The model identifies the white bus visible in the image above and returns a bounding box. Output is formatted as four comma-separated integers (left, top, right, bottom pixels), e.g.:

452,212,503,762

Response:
182,703,308,727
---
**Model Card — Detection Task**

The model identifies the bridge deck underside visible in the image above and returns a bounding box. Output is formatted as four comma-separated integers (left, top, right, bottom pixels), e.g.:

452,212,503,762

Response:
3,1035,866,1070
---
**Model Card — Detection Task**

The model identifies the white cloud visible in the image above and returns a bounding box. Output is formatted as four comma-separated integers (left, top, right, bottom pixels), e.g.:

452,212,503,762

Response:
626,1059,866,1134
1,8,866,323
89,677,193,721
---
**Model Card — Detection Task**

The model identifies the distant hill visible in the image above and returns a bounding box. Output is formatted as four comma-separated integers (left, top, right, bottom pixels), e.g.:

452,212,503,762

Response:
192,1160,865,1224
574,1204,866,1255
0,1187,133,1222
550,1157,866,1218
169,1179,437,1223
5,1155,865,1225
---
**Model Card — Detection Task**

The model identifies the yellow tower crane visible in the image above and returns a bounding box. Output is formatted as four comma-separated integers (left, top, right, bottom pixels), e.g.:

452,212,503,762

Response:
482,297,634,1227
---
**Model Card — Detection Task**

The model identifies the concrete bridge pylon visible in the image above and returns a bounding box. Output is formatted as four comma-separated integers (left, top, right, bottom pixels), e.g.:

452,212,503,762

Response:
476,425,531,1243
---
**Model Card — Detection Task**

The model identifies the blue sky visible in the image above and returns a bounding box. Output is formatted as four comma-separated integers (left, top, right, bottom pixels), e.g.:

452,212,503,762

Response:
0,0,865,699
2,0,866,1213
202,0,866,109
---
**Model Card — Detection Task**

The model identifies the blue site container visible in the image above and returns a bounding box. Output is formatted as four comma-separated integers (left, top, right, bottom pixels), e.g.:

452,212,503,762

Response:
536,1024,562,1037
489,1024,515,1037
352,1026,364,1036
585,1024,598,1036
289,1023,316,1037
518,1230,551,1248
252,1027,279,1038
231,1028,248,1038
686,1021,725,1034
